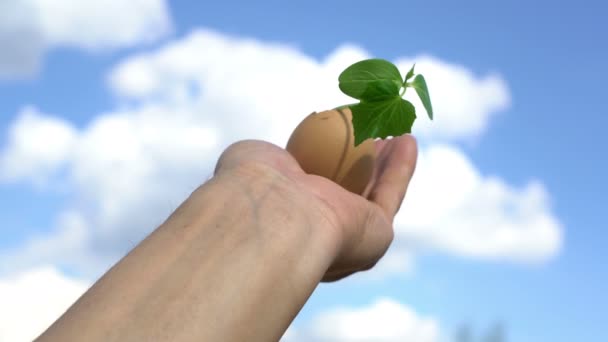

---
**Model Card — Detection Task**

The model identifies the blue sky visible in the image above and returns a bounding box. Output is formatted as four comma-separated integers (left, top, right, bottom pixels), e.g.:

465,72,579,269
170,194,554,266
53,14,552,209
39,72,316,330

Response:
1,1,606,341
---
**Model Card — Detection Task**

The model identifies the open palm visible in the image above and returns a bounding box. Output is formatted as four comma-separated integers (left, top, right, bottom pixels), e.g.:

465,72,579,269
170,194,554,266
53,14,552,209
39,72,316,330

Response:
214,135,418,281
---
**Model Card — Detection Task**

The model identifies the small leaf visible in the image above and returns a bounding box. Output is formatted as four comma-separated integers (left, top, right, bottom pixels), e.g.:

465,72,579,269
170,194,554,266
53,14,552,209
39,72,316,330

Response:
410,74,433,120
350,97,416,146
339,59,403,100
404,63,416,83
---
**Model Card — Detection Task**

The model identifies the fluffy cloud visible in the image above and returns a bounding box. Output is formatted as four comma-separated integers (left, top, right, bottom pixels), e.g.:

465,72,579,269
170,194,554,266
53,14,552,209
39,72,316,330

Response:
107,29,359,147
0,210,99,277
0,0,171,78
0,29,562,280
282,298,439,342
365,144,563,277
396,56,510,141
395,145,562,263
1,103,220,277
106,29,509,143
0,106,77,185
0,266,90,342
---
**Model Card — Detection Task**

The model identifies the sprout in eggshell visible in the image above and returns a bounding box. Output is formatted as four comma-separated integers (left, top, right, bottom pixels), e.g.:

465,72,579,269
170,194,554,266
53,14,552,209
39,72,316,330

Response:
285,58,433,195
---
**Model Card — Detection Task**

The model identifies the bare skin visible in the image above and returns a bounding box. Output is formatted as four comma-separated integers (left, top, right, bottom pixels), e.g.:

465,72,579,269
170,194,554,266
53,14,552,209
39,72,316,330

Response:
36,135,418,342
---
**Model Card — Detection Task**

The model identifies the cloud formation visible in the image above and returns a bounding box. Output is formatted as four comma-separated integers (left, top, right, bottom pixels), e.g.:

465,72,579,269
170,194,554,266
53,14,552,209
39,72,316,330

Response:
282,298,439,342
396,144,562,263
396,55,510,141
0,266,89,342
0,0,172,78
0,29,562,280
0,106,77,184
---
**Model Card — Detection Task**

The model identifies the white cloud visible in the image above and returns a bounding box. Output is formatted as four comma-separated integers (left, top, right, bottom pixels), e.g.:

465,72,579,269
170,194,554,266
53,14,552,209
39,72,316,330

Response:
0,106,77,185
107,30,510,143
394,144,563,264
284,298,439,342
0,0,172,78
397,55,510,141
1,103,220,277
0,210,100,277
106,29,363,147
0,266,90,342
0,28,562,279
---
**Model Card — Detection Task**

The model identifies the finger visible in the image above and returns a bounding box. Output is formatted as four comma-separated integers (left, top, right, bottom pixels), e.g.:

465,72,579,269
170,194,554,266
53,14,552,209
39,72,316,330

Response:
214,139,301,175
368,135,418,219
361,138,395,198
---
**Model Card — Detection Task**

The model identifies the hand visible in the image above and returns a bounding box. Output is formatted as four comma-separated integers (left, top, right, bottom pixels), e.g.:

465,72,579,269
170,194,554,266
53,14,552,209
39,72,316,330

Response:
37,135,417,342
213,135,418,281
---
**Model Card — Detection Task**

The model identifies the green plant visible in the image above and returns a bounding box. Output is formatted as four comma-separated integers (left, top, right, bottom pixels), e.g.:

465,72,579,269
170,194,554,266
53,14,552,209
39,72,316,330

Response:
337,58,434,146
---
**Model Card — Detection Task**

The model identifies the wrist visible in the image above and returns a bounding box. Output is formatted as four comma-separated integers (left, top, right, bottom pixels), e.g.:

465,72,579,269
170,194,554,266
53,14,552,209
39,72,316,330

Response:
215,161,342,254
188,162,343,339
200,161,343,274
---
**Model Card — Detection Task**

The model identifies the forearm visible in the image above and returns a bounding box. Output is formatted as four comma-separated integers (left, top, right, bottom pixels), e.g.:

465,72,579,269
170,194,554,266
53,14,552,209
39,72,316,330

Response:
37,164,341,342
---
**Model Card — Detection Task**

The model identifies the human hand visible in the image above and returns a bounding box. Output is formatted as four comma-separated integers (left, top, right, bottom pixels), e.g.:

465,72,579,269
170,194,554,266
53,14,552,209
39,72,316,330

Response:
213,135,417,281
36,133,417,342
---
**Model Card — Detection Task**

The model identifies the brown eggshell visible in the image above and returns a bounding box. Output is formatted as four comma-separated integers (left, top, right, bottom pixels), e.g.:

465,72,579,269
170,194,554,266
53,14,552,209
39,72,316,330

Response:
285,107,376,195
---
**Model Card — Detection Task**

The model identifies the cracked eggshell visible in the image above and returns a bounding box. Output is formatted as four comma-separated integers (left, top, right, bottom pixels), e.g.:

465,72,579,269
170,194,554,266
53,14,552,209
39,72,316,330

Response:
285,107,376,195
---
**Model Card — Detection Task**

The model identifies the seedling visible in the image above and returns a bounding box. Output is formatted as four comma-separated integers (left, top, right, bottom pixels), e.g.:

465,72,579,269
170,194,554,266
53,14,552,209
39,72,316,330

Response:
336,58,434,146
285,58,434,195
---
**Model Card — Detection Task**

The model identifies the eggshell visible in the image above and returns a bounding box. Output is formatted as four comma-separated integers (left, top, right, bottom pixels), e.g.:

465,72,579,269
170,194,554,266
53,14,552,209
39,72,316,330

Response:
286,107,376,195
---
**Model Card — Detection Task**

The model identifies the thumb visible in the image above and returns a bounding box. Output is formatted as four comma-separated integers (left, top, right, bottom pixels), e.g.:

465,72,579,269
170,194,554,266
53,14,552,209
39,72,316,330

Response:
368,135,418,220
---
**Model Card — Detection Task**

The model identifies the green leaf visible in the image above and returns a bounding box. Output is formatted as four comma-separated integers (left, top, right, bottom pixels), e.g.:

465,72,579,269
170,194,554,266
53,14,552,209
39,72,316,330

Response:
350,97,416,147
339,59,403,101
410,74,433,120
404,63,416,83
358,79,400,101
